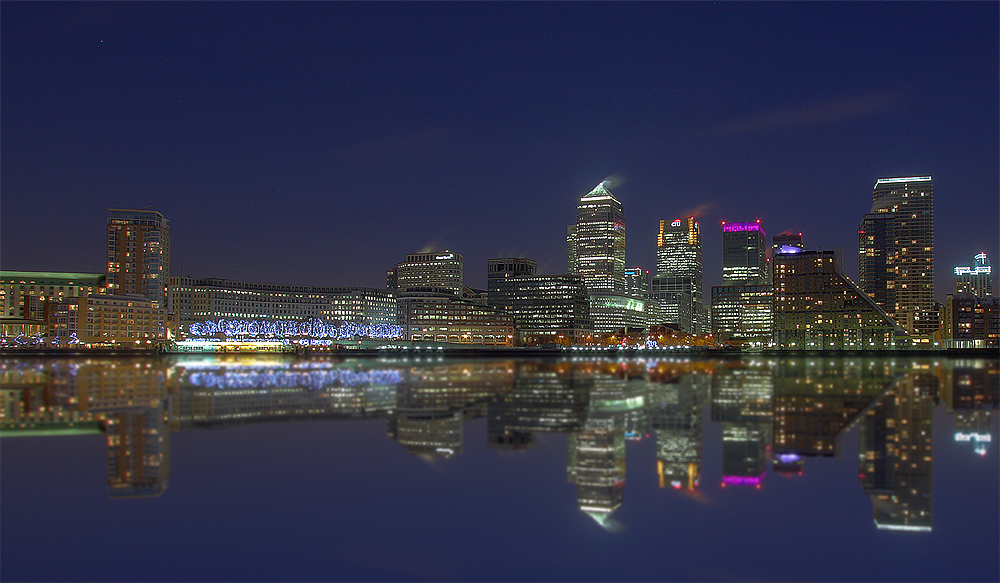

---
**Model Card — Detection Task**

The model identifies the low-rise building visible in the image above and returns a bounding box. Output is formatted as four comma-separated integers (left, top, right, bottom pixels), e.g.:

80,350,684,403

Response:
49,294,169,347
169,277,396,333
398,292,513,346
1,271,106,319
941,294,1000,349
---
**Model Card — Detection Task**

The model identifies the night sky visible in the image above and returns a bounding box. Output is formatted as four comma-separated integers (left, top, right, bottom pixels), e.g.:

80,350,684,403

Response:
2,2,997,300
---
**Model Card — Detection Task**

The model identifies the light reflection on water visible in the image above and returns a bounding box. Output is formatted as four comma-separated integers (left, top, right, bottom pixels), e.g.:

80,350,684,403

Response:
1,354,997,581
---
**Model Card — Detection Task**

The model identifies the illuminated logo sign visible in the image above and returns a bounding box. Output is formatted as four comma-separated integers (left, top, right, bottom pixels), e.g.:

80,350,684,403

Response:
435,254,454,260
954,432,991,442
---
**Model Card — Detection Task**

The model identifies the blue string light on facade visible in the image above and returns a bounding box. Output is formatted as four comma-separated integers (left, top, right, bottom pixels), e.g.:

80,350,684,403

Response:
187,318,402,340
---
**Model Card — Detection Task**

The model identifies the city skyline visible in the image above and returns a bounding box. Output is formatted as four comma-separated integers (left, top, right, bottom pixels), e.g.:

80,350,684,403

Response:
1,3,997,303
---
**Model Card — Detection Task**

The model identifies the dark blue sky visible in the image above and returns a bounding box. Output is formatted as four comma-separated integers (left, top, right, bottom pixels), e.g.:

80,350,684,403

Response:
2,2,997,298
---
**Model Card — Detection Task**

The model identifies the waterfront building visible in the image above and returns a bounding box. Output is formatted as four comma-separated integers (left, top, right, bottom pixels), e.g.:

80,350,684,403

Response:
397,293,513,346
954,252,993,297
1,271,106,319
858,176,935,335
772,247,906,350
106,209,170,307
653,218,705,333
710,285,772,347
462,286,488,305
570,183,626,293
722,220,768,286
393,250,464,296
487,269,591,346
48,294,168,347
941,294,1000,349
169,277,396,332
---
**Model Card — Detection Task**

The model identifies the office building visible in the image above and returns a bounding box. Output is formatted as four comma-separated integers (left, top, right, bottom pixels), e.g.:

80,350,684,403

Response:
397,293,513,346
773,247,906,350
954,252,993,297
657,218,703,283
487,268,592,346
858,176,935,335
106,209,170,307
625,267,649,299
652,218,706,334
566,225,578,274
722,220,768,286
569,182,626,293
711,285,772,348
487,258,538,311
169,277,396,331
589,292,646,335
1,271,106,319
393,250,464,296
647,282,693,332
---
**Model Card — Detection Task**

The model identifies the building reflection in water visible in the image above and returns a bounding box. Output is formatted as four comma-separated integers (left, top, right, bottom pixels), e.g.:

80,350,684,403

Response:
859,370,936,532
712,362,772,488
651,372,706,491
1,355,996,530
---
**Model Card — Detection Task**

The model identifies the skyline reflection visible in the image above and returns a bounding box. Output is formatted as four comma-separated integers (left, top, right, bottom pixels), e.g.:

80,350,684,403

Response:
1,354,996,533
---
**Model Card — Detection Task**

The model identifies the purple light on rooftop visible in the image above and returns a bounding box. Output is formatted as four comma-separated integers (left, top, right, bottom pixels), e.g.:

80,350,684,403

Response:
722,474,764,486
778,454,802,463
722,222,766,237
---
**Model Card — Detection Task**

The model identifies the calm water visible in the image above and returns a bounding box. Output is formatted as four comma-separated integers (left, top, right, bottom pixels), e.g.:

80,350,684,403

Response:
1,354,997,582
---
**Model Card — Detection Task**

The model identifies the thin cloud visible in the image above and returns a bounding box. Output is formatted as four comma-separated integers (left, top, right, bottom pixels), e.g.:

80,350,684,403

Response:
675,203,714,220
711,91,899,136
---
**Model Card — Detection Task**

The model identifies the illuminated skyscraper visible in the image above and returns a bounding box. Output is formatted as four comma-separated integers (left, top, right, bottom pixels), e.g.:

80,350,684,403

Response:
713,220,770,344
722,220,767,286
858,176,935,335
106,209,170,307
657,218,703,283
570,183,626,293
651,218,705,333
954,252,993,297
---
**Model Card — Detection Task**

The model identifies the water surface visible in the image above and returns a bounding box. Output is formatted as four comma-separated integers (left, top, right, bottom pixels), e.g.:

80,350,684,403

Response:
2,354,997,582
